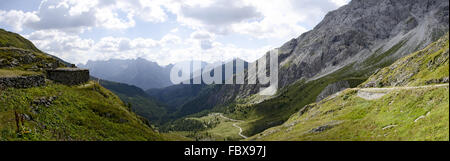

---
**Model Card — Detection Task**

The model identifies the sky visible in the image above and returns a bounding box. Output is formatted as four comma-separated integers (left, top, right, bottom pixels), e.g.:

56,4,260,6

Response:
0,0,350,66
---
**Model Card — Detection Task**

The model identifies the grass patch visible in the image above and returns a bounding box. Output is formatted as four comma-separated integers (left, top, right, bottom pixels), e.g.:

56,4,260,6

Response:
251,87,449,141
0,81,170,141
0,29,41,52
228,63,370,136
0,69,40,77
362,33,449,87
165,113,244,141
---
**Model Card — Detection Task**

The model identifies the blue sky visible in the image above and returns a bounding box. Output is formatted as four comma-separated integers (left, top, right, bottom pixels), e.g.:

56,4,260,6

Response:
0,0,349,66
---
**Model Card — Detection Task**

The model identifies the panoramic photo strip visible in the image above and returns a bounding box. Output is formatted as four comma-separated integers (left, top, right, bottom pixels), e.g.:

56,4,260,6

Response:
1,0,448,160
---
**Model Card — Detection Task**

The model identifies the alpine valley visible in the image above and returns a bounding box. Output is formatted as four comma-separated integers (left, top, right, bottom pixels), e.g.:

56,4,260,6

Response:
1,0,448,141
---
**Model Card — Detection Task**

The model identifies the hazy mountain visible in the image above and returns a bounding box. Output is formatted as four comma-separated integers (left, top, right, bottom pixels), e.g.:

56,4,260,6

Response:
146,58,249,118
79,58,210,90
79,58,171,90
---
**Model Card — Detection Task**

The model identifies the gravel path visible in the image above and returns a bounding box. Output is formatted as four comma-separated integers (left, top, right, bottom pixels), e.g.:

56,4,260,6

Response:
214,113,248,139
355,84,449,100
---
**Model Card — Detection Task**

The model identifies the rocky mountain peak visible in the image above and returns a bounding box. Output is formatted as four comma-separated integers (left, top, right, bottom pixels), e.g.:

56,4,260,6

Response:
277,0,448,88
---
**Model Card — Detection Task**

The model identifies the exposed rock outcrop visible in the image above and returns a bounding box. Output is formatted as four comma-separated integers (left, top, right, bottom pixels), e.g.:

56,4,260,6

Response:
236,0,449,98
277,0,449,87
308,121,343,133
316,80,350,102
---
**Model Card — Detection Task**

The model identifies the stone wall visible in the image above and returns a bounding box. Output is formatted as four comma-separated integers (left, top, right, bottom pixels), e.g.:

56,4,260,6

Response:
0,75,45,89
46,68,89,85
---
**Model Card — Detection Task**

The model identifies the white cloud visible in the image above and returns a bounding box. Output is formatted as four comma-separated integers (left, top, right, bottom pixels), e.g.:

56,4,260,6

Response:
190,30,214,40
190,30,216,50
136,0,168,22
0,10,39,32
24,30,95,65
94,36,161,52
229,0,347,40
1,0,351,66
24,28,268,66
180,0,261,26
164,0,261,35
17,0,98,33
170,28,179,33
1,0,169,33
95,7,135,30
163,0,348,41
94,0,168,29
330,0,351,6
160,34,182,46
26,30,94,52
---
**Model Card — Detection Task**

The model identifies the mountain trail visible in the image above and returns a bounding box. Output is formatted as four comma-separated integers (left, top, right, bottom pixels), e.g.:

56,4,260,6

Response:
354,84,449,100
214,113,248,139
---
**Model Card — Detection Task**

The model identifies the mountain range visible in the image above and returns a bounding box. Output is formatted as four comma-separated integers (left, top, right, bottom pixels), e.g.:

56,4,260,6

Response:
149,0,449,139
1,0,448,141
79,58,175,90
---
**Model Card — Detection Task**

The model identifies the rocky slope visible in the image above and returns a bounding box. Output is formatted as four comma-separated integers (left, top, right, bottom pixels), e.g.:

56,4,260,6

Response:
249,33,449,141
362,33,449,87
240,0,449,98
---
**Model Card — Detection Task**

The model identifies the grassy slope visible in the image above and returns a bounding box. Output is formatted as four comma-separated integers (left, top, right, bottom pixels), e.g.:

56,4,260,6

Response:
224,39,409,137
250,34,449,141
188,114,242,141
0,28,182,141
0,81,172,141
99,79,167,124
250,87,448,141
165,113,242,141
362,33,449,87
1,28,70,68
170,33,412,140
0,29,41,52
1,29,65,71
0,48,65,70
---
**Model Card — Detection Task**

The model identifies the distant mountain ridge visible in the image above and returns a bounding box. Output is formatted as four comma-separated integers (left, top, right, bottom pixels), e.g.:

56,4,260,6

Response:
79,59,213,90
146,58,249,119
79,58,174,90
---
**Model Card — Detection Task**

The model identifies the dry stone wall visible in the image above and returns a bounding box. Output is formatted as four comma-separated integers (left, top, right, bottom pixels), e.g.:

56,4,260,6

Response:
0,75,45,89
46,68,89,85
